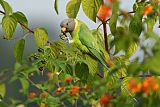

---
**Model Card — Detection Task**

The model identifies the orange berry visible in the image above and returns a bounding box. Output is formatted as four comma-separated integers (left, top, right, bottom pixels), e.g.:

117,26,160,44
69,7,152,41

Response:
54,86,65,94
157,0,160,3
100,94,112,105
153,84,159,91
65,77,73,82
28,92,36,99
97,5,111,21
142,77,159,94
40,92,48,98
108,0,113,2
143,5,153,15
128,79,137,89
142,79,149,88
128,79,141,93
70,86,80,96
135,83,142,93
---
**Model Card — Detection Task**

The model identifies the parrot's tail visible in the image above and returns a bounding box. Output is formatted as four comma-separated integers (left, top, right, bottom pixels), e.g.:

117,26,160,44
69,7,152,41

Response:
102,63,138,103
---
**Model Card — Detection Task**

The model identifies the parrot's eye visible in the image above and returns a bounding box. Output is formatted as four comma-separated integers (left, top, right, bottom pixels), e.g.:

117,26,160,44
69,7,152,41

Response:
66,23,69,26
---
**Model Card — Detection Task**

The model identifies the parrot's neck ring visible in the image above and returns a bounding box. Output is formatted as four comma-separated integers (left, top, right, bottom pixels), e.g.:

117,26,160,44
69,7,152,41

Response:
74,19,78,31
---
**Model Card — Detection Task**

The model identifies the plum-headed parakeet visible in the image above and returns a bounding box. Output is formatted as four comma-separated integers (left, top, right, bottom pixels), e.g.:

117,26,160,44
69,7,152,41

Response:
60,19,137,102
60,18,110,71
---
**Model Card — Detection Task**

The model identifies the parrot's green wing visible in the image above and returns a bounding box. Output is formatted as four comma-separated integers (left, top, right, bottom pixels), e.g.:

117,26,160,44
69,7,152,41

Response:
75,21,135,100
78,23,107,67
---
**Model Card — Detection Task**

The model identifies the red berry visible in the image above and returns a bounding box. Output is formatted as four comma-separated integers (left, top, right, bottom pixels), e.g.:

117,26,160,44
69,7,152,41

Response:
28,92,36,99
100,94,112,105
65,77,73,82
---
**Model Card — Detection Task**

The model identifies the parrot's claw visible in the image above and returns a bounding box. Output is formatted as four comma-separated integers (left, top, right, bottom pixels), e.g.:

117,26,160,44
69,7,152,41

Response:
69,40,74,44
59,34,66,40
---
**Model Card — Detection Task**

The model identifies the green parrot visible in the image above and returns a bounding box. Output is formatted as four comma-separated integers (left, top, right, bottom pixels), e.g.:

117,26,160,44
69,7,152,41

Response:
60,18,110,71
60,19,137,102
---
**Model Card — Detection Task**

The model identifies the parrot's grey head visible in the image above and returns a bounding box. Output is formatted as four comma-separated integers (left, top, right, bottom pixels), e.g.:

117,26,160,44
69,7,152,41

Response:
60,18,75,34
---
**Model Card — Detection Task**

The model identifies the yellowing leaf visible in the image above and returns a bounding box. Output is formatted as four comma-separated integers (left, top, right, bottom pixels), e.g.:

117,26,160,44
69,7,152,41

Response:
34,28,48,47
0,0,12,15
66,0,81,18
82,0,102,22
2,15,17,39
13,11,28,30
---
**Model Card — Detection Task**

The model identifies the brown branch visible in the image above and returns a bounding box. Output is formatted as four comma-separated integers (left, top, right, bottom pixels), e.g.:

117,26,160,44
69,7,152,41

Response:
18,21,34,33
102,22,109,53
119,74,153,80
96,11,135,53
97,16,109,53
102,0,104,4
107,11,135,22
97,0,109,53
0,10,34,33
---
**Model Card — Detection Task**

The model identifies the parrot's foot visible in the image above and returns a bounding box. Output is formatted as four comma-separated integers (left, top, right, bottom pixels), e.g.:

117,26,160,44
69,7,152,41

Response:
59,34,67,40
69,39,74,44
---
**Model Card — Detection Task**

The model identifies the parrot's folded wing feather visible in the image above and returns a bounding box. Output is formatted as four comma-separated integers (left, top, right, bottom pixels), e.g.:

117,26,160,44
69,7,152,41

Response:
78,24,108,67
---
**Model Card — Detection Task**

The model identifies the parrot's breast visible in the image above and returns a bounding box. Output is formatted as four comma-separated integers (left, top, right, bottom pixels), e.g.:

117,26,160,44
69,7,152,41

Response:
74,39,89,53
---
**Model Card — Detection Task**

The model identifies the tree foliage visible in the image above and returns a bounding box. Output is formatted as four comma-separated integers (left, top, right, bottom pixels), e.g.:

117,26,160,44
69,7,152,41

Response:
0,0,160,107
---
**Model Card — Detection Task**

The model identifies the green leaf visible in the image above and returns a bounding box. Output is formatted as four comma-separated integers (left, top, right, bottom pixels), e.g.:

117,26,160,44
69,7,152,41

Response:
0,83,5,98
46,96,60,107
34,28,48,47
54,0,59,14
91,28,104,48
75,62,89,83
121,77,132,95
109,1,119,35
2,15,17,39
82,0,102,22
13,11,28,30
109,13,118,35
66,0,81,18
19,78,29,95
14,39,25,63
0,0,12,15
65,64,73,75
113,32,133,53
85,54,98,75
129,15,142,36
146,17,156,32
126,42,138,57
143,53,160,75
129,2,145,36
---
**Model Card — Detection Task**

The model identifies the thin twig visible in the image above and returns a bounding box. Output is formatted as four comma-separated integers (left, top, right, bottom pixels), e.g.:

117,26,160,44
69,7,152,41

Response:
97,16,109,53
